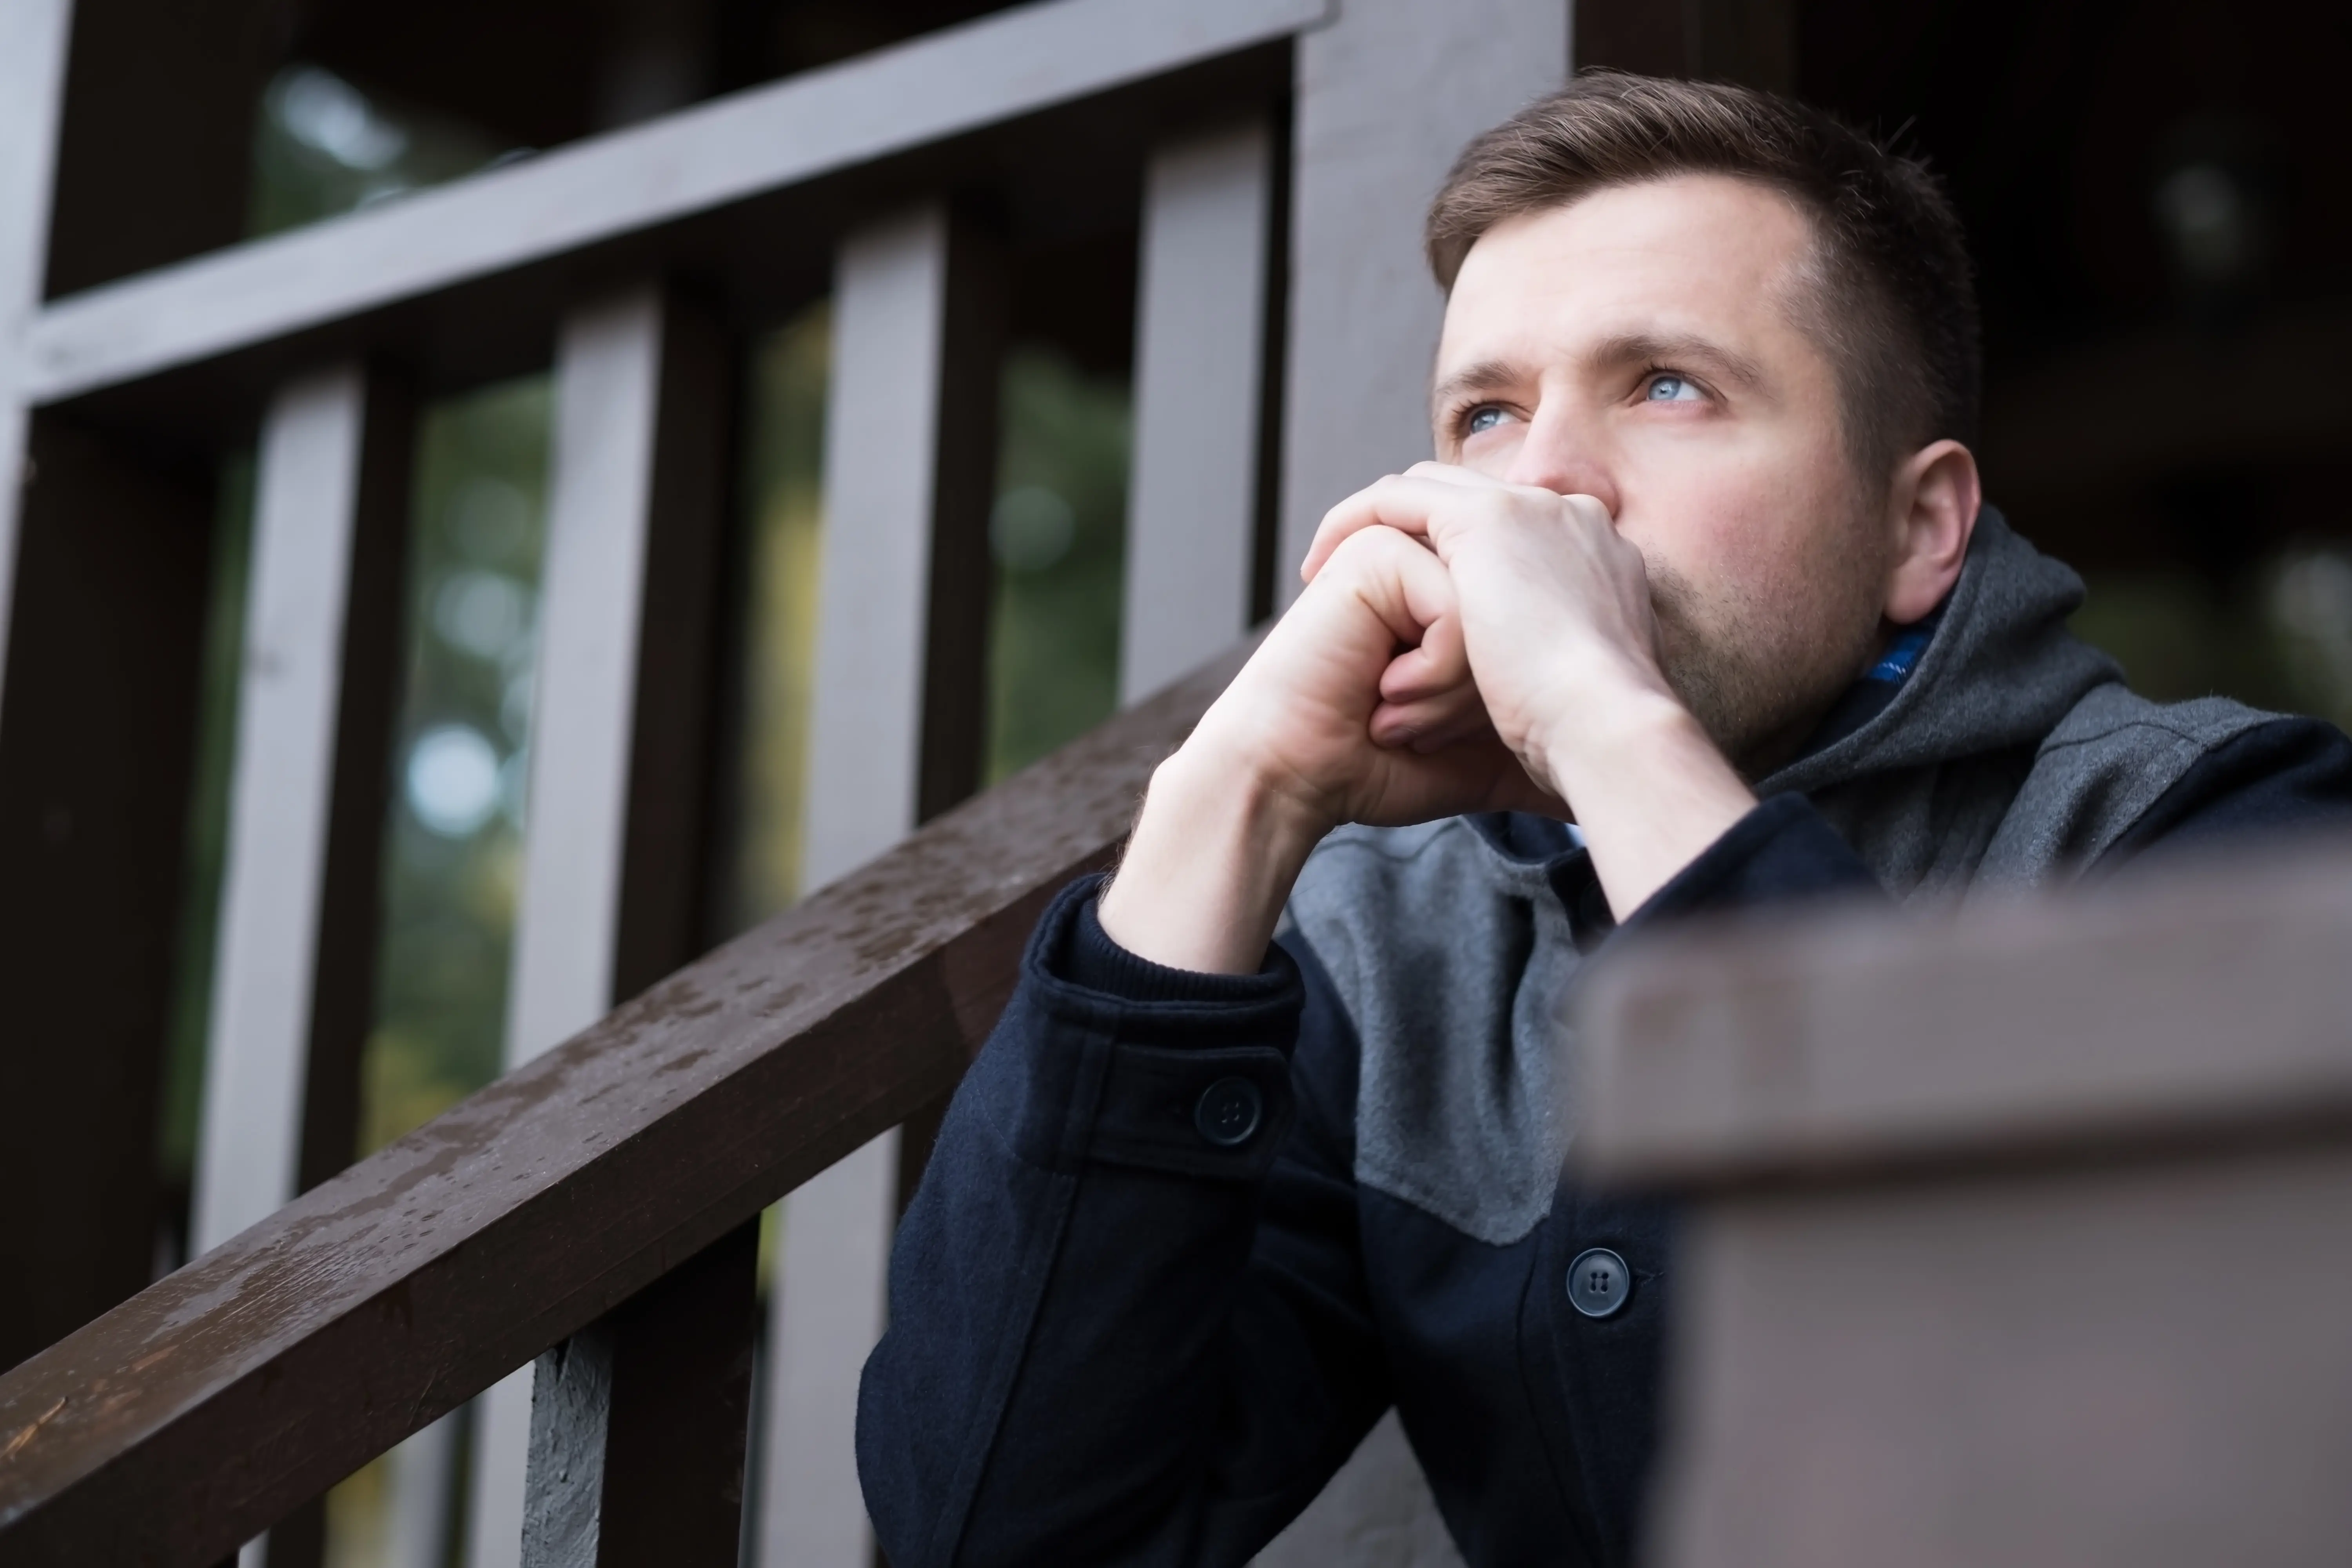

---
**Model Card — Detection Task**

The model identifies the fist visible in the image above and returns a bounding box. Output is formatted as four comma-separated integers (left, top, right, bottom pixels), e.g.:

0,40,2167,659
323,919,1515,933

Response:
1185,522,1558,838
1301,466,1678,802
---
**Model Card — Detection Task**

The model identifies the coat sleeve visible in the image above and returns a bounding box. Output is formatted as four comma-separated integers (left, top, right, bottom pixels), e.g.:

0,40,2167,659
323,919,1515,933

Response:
1608,716,2352,933
1610,791,1888,933
2096,715,2352,865
857,876,1392,1568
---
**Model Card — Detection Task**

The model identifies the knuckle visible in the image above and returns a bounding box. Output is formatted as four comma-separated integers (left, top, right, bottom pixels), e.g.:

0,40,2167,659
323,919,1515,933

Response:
1329,524,1388,565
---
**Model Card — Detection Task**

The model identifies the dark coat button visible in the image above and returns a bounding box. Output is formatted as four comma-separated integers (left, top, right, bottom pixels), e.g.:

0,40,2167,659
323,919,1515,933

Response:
1194,1076,1264,1147
1566,1247,1631,1319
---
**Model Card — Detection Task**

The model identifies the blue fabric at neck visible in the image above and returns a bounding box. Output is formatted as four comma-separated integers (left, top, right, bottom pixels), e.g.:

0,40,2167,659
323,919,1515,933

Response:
1468,600,1951,871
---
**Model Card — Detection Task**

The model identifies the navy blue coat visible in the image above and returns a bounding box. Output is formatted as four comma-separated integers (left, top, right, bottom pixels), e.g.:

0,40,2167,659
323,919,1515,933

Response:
857,717,2352,1567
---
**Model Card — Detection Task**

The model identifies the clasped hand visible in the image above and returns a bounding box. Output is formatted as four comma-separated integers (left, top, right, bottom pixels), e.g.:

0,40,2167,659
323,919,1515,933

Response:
1100,463,1757,973
1288,461,1684,820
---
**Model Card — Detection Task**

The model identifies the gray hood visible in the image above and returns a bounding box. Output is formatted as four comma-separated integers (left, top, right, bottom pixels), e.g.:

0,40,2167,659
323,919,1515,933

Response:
1759,506,2126,900
1767,504,2121,800
1287,504,2272,1243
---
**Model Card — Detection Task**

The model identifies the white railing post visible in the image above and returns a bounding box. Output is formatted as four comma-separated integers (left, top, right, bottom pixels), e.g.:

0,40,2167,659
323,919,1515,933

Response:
24,0,1327,414
190,359,414,1568
1258,7,1570,1561
193,364,400,1260
0,0,74,718
1121,117,1276,702
1275,0,1572,598
466,282,731,1568
759,197,1005,1568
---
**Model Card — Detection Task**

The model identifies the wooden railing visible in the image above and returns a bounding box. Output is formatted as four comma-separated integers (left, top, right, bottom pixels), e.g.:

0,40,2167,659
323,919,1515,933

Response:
0,642,1243,1566
19,697,2347,1565
1576,836,2352,1565
0,0,1572,1557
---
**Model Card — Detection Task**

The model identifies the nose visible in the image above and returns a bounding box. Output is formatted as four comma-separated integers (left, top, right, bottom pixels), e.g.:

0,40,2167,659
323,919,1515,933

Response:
1502,402,1619,517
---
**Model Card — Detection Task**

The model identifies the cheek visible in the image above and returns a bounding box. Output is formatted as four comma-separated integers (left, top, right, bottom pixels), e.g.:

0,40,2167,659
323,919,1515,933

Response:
1619,426,1858,598
1454,426,1524,479
1616,462,1774,598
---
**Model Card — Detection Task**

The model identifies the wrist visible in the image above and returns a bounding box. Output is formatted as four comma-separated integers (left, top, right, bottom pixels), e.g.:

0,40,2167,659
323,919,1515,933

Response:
1096,741,1332,974
1523,672,1690,801
1538,690,1759,920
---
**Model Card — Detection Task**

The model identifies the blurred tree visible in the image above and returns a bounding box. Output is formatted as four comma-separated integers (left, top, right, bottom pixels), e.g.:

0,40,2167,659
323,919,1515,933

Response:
247,63,514,236
361,376,553,1158
717,305,830,936
155,457,256,1263
985,345,1131,784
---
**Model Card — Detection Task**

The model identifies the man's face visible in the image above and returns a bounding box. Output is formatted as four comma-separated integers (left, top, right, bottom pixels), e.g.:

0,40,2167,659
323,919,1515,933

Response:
1433,174,1893,772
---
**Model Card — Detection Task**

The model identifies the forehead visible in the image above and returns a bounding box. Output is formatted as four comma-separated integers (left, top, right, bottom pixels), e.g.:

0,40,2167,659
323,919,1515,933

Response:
1437,174,1820,370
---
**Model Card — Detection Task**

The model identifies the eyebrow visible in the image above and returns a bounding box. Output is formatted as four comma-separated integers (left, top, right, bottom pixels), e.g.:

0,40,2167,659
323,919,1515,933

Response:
1590,331,1769,392
1429,358,1521,413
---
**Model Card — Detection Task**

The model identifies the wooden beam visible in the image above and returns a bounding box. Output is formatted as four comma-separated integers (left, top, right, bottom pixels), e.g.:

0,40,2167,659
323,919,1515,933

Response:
1654,1141,2352,1568
188,363,412,1568
0,0,75,720
21,0,1328,410
1575,836,2352,1187
1577,842,2352,1568
1253,6,1567,1558
520,1221,759,1568
1274,0,1569,598
758,200,1005,1568
467,283,732,1568
797,203,976,873
0,634,1250,1567
1120,117,1274,704
0,414,217,1373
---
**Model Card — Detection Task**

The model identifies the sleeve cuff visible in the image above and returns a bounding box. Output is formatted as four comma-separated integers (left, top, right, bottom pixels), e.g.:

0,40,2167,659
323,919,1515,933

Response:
978,876,1304,1178
1057,879,1298,1005
1619,792,1883,933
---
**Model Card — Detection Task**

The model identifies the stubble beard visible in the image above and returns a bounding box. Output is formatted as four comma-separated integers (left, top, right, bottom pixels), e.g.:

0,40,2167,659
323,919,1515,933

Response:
1647,547,1889,780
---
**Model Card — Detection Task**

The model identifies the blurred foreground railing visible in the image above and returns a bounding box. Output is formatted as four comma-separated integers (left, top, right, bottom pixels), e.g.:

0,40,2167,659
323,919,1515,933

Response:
1579,837,2352,1568
0,641,1246,1566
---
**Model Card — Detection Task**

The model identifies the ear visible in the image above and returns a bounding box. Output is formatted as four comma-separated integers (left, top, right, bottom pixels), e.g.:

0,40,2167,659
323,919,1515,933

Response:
1882,439,1981,625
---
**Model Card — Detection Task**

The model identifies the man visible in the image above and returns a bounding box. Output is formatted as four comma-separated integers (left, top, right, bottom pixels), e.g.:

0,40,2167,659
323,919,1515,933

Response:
857,74,2352,1567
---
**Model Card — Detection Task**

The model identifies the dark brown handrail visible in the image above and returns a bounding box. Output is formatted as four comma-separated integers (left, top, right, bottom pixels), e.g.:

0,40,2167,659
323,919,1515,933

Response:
0,637,1252,1566
1570,837,2352,1566
1574,833,2352,1189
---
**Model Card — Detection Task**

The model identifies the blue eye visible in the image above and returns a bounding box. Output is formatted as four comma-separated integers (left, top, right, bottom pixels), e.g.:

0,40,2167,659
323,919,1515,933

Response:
1646,374,1700,403
1465,406,1507,434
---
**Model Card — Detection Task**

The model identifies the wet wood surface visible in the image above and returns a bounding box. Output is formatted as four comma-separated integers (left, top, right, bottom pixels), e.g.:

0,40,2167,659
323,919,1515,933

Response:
1577,835,2352,1189
1579,835,2352,1568
520,1220,760,1568
0,636,1250,1567
21,0,1325,410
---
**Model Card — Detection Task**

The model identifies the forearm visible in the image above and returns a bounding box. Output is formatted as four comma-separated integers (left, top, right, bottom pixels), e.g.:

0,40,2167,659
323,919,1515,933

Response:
1098,744,1329,974
1538,691,1759,920
858,883,1377,1567
866,1090,1272,1566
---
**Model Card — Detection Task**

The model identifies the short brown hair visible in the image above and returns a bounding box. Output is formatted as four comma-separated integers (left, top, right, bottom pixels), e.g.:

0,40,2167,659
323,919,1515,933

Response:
1426,72,1980,480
